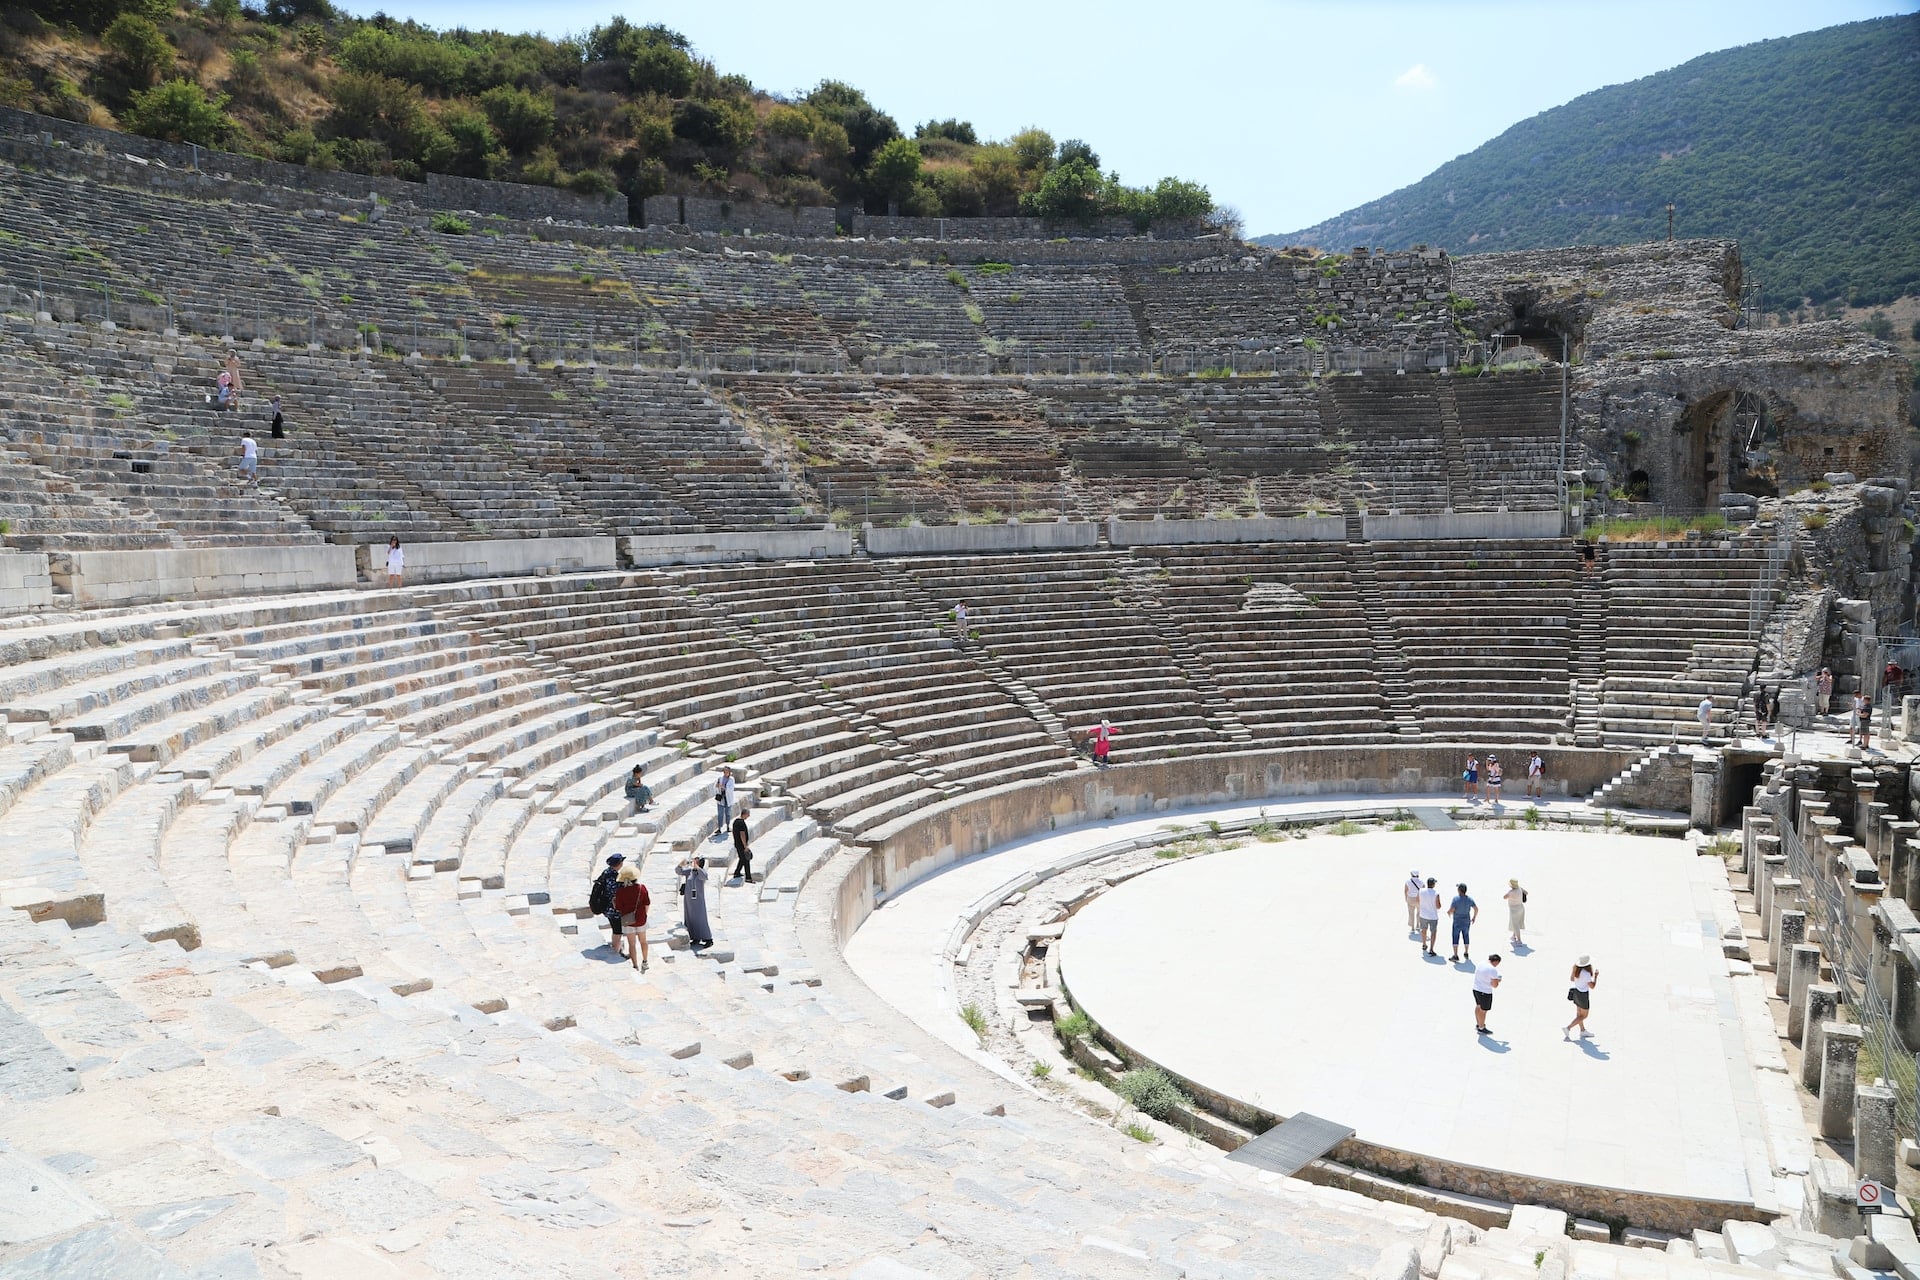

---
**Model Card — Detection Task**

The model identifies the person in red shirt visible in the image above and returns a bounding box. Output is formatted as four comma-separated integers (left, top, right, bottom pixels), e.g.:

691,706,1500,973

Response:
613,864,650,972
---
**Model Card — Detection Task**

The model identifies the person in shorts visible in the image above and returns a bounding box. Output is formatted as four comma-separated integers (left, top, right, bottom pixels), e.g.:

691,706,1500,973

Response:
1565,955,1598,1038
1484,755,1503,805
1816,667,1834,716
1472,954,1502,1035
1417,878,1442,956
1462,754,1479,802
1525,751,1544,798
385,537,404,588
613,863,650,971
238,432,257,485
1448,882,1477,963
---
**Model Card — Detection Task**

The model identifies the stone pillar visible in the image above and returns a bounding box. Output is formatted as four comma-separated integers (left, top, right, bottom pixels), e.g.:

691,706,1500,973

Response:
1758,854,1786,933
1864,801,1888,863
1788,945,1824,1044
1690,754,1719,830
1776,911,1807,996
1802,986,1841,1092
1886,819,1920,906
1857,1084,1898,1191
1852,873,1884,969
1820,1023,1864,1140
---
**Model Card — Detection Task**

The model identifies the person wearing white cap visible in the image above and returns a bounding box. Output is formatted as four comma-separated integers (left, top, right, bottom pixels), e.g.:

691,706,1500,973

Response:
1403,869,1423,936
1565,955,1598,1038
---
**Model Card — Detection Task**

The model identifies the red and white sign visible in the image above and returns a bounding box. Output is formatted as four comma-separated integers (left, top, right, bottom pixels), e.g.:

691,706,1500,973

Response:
1857,1178,1884,1208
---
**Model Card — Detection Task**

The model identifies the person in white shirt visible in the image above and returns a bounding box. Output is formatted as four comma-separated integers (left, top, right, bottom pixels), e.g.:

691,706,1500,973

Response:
953,601,969,636
1472,955,1502,1034
1503,878,1527,948
1564,955,1598,1038
713,764,736,840
384,537,404,588
1416,878,1443,956
1696,696,1713,744
1525,752,1544,798
1403,870,1423,935
238,432,258,486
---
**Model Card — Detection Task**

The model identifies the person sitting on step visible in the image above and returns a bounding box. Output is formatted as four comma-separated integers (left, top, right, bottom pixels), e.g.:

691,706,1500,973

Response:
624,764,653,814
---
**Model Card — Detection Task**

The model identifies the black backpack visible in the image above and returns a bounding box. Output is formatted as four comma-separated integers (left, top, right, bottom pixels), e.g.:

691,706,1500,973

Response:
589,871,614,915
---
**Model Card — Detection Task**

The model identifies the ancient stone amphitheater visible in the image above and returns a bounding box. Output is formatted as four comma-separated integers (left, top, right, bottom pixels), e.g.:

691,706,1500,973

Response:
0,115,1914,1279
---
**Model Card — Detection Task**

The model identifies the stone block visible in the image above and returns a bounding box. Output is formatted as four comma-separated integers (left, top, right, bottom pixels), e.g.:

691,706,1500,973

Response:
1787,944,1823,1043
1722,1220,1782,1267
1820,1023,1864,1138
1569,1219,1609,1242
1801,987,1840,1091
1508,1205,1568,1239
1856,1084,1898,1190
667,1042,700,1059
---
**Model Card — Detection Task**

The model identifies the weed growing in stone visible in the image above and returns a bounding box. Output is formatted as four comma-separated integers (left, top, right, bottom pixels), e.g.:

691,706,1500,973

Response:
1055,1010,1094,1041
1030,1061,1052,1079
1525,806,1541,828
1115,1066,1189,1122
1331,819,1364,837
1123,1123,1156,1143
960,1002,987,1042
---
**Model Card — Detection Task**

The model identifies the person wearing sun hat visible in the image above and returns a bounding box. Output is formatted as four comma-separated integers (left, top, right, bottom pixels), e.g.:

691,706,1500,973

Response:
1565,955,1599,1038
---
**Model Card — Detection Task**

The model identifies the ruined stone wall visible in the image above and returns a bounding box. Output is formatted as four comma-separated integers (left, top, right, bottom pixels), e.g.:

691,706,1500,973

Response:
641,194,836,237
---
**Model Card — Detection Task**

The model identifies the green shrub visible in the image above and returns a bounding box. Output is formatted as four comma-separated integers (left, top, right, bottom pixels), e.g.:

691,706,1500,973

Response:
123,78,230,147
1114,1066,1189,1122
430,212,471,235
960,1002,987,1041
1054,1010,1094,1041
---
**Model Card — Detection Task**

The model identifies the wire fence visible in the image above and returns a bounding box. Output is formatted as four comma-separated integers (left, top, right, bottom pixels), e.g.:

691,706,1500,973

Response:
1780,812,1917,1138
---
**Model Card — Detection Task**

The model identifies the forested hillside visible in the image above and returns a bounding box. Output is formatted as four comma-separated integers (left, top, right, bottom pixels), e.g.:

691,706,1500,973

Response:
0,0,1215,226
1262,15,1920,314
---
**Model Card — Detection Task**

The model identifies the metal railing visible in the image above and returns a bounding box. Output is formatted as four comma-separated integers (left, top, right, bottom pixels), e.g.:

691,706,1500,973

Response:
1780,813,1916,1137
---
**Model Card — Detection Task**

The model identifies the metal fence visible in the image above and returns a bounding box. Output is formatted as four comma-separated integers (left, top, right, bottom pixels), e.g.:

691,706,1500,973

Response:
1780,812,1917,1137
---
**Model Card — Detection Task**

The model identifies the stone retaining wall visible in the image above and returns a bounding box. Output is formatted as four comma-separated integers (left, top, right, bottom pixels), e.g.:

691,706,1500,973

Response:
0,552,53,612
357,536,618,585
831,745,1638,941
847,213,1206,242
0,106,626,225
863,520,1099,557
1106,515,1345,546
52,545,357,605
642,195,836,237
623,529,853,567
1361,511,1565,540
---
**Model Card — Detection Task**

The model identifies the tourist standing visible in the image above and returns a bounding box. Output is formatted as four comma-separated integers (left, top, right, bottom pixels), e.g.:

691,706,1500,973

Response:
588,853,625,952
730,804,754,884
1462,753,1480,802
713,764,735,840
1766,686,1781,735
613,864,650,972
1851,690,1871,750
677,852,713,951
1485,755,1504,805
1503,878,1527,948
238,432,258,486
1088,718,1116,767
268,395,285,439
1752,684,1769,736
215,369,232,409
1816,667,1834,716
1417,878,1442,956
1448,882,1477,963
624,764,653,814
953,601,969,637
1472,954,1502,1035
385,537,404,589
1565,955,1598,1038
1525,751,1545,799
1403,869,1423,935
1697,696,1713,744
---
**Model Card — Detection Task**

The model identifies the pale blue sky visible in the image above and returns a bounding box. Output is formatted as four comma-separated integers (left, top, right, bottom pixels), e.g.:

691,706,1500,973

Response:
334,0,1918,235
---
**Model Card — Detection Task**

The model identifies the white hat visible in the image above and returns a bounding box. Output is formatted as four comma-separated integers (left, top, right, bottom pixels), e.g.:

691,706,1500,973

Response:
1577,954,1591,966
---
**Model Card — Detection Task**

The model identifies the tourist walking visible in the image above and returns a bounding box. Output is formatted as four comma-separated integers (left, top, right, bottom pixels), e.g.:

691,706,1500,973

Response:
1484,755,1504,805
1087,718,1116,767
1816,667,1834,716
613,863,650,971
1403,869,1423,934
1525,751,1545,799
588,853,625,953
1851,691,1871,750
1472,954,1502,1035
225,352,245,412
1448,882,1477,963
269,395,285,439
624,764,653,814
677,852,713,951
730,804,754,884
1564,955,1598,1038
1462,753,1480,802
1503,878,1527,948
712,765,735,840
1697,696,1713,744
384,537,404,588
1752,684,1769,736
1417,877,1442,956
1766,686,1781,735
238,432,258,486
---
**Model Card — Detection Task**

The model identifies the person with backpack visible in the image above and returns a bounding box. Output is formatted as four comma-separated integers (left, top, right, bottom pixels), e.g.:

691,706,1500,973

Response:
589,853,625,952
613,864,650,972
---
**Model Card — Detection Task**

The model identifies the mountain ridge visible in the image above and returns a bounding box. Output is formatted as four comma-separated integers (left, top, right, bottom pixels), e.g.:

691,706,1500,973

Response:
1257,15,1920,313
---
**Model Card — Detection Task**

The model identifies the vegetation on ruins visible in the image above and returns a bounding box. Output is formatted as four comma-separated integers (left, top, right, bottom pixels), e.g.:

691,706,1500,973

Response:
1113,1066,1190,1123
1263,15,1920,311
0,1,1215,226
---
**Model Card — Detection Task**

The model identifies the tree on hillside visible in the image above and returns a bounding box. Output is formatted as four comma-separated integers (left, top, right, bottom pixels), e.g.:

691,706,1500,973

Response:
806,80,900,170
123,78,230,146
102,13,173,89
916,118,976,145
867,137,922,215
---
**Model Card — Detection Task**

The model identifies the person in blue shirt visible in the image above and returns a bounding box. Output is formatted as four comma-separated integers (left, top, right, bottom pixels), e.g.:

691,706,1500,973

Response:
1448,883,1478,963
